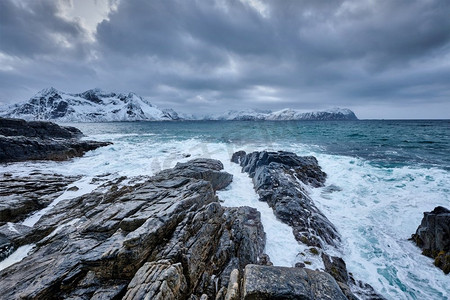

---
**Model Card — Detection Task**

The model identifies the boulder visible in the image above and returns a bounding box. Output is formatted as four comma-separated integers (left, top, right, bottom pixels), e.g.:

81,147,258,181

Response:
158,158,233,191
242,264,347,300
411,206,450,274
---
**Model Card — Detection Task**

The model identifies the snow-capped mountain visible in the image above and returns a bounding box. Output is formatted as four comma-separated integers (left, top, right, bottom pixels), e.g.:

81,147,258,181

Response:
265,108,358,121
0,88,180,122
0,87,358,122
201,109,272,121
201,108,358,121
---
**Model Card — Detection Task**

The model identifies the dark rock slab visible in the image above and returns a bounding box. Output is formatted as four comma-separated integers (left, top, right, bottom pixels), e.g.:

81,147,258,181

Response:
0,117,82,139
0,172,81,224
234,151,385,299
242,264,347,300
321,253,385,300
0,159,265,299
0,117,111,163
158,158,233,191
411,206,450,274
232,150,339,248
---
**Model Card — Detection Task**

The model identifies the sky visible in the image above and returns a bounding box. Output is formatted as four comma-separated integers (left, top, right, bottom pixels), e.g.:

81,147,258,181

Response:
0,0,449,119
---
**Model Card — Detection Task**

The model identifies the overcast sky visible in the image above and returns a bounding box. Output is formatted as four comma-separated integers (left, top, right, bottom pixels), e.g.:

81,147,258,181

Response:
1,0,449,118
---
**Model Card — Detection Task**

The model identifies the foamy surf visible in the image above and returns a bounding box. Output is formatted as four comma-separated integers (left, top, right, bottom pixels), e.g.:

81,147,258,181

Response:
1,120,449,299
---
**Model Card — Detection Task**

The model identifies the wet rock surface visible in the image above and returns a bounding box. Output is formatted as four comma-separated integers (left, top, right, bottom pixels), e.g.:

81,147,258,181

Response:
0,159,266,299
0,172,80,224
242,264,347,300
232,150,339,248
0,156,389,299
411,206,450,274
233,150,385,299
0,117,111,162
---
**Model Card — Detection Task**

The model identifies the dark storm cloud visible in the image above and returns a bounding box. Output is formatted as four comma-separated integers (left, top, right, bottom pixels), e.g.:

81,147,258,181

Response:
0,0,88,57
1,0,450,118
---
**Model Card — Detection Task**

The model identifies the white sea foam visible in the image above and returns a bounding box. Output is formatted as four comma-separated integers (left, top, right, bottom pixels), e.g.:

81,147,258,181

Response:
7,222,19,233
2,130,449,299
22,176,97,227
217,160,324,268
306,153,450,300
0,244,35,271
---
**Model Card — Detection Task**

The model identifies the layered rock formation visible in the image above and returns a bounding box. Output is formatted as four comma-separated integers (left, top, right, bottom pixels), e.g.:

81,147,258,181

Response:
0,159,267,299
231,150,338,248
0,151,389,299
0,117,111,162
232,150,385,299
0,173,81,224
411,206,450,274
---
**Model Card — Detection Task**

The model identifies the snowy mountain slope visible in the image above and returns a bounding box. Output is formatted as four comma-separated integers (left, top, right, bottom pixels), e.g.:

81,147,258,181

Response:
201,108,358,121
265,108,358,121
202,109,272,121
0,88,180,122
0,87,358,122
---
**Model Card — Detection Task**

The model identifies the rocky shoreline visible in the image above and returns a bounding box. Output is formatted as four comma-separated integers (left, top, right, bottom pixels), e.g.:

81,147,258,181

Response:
1,119,448,299
0,117,111,162
0,154,379,300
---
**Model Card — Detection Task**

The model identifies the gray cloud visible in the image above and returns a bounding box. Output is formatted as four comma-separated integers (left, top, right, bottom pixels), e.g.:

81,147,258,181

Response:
1,0,449,118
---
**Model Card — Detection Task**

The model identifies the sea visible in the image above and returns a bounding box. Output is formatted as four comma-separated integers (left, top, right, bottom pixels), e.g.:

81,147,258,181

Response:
1,120,449,299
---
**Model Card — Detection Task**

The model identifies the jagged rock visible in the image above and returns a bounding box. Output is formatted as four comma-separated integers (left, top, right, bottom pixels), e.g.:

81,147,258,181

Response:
322,253,349,284
224,269,240,300
158,158,233,191
321,253,360,300
0,117,111,163
232,150,339,248
0,234,14,261
411,206,450,274
124,260,188,300
0,117,82,139
0,172,81,224
0,222,33,260
242,264,347,300
0,159,265,299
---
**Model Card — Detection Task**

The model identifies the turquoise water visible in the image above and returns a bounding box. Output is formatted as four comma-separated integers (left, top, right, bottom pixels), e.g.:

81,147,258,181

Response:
76,120,450,170
3,120,449,299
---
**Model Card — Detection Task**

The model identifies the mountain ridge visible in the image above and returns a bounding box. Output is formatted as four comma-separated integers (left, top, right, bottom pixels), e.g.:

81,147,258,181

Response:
0,88,358,122
0,87,180,122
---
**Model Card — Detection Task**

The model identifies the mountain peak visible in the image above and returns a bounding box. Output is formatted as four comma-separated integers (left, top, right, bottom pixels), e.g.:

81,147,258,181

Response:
36,87,61,97
0,88,179,122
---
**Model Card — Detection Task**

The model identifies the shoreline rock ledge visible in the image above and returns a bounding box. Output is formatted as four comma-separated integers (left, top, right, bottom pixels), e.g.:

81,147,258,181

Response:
1,158,364,299
411,206,450,274
0,117,111,163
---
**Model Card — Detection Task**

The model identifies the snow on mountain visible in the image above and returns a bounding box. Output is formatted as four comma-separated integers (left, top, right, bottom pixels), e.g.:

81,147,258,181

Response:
0,88,180,122
265,108,358,121
201,108,358,121
0,87,358,122
202,109,272,121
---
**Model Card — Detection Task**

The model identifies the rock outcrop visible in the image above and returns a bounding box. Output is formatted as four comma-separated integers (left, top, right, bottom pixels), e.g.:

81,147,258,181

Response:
232,150,338,248
232,150,386,299
0,117,111,162
411,206,450,274
0,172,80,224
0,159,267,299
0,155,389,299
242,264,348,300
